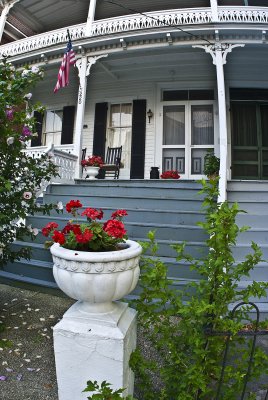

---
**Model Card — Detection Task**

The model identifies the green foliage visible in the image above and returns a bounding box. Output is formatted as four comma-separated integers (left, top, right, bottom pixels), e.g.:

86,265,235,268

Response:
0,58,59,267
130,178,268,400
204,151,220,177
83,380,135,400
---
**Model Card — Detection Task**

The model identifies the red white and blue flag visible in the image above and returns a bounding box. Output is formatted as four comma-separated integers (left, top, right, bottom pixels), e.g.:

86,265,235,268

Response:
54,38,76,93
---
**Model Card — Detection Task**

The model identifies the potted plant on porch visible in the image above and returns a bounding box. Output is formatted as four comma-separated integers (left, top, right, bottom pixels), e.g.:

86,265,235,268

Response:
204,151,220,179
81,155,104,180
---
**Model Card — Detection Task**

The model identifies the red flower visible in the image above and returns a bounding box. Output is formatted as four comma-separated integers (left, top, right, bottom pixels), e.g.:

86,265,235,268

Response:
41,227,50,237
81,208,104,220
104,220,126,239
75,229,93,244
52,230,65,245
41,222,59,237
111,209,128,219
81,155,103,167
62,223,81,235
160,170,180,179
66,200,82,213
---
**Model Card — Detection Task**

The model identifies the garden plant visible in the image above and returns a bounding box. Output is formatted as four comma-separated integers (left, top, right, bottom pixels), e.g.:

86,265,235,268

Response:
129,178,268,400
0,58,58,268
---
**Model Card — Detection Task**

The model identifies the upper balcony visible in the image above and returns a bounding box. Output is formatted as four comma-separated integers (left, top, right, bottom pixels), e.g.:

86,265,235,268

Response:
1,3,268,60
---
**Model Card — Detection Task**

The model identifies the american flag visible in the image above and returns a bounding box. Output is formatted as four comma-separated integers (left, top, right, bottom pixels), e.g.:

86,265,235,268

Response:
54,38,76,93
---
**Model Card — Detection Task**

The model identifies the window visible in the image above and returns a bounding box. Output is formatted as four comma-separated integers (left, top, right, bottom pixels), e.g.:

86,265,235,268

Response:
107,103,132,172
43,110,63,146
162,101,215,178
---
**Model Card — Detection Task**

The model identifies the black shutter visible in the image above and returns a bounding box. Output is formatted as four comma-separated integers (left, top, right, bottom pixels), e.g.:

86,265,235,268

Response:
93,102,108,158
31,111,43,147
130,99,146,179
61,106,75,144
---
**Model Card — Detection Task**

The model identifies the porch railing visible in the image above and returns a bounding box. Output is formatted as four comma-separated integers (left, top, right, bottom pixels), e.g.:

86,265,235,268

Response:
1,6,268,59
23,144,77,195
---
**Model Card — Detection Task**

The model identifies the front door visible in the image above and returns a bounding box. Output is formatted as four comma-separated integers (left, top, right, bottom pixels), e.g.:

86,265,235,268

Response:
231,102,268,179
162,101,215,178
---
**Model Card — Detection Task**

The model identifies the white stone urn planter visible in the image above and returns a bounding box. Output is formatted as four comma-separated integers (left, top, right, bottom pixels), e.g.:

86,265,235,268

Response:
51,239,142,400
50,239,142,314
84,165,99,180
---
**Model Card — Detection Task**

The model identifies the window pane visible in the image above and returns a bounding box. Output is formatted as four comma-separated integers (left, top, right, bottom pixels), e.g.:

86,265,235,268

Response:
163,106,185,145
45,111,55,132
231,103,257,146
54,110,63,132
191,148,211,175
120,103,132,126
191,105,214,145
162,149,185,173
110,104,121,127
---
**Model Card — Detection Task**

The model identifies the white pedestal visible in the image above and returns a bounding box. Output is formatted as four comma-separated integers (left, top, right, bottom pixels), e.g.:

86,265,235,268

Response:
53,301,137,400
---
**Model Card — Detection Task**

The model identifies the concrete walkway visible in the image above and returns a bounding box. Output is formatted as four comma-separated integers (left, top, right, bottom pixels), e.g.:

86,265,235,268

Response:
0,283,268,400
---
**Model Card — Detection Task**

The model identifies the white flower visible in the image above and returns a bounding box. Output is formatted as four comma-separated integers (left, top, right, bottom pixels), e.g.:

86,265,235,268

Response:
32,228,39,236
21,201,28,207
21,69,30,77
31,66,39,74
24,93,32,100
6,137,14,145
23,191,32,200
57,201,63,210
21,158,26,163
9,65,15,71
7,84,11,90
47,152,54,158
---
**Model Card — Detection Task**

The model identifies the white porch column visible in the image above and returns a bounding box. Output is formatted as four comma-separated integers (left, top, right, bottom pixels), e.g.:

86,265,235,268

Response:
73,53,108,179
193,41,244,202
0,0,20,41
85,0,97,36
210,0,219,22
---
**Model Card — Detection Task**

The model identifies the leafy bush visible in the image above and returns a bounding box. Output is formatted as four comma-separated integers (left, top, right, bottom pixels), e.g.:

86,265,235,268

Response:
83,380,135,399
0,58,59,267
130,178,268,400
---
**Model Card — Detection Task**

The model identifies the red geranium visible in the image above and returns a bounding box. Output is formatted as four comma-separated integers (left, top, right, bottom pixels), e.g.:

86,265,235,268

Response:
66,200,82,214
81,208,103,220
111,209,128,219
42,200,128,252
52,230,65,245
160,170,180,179
81,155,103,167
104,220,126,239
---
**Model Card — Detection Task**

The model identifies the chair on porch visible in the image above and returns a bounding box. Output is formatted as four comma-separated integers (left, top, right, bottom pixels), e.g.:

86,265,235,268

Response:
101,146,122,179
81,148,87,175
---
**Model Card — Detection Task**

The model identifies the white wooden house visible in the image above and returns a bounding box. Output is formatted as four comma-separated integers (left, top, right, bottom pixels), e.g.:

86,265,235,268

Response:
1,1,268,307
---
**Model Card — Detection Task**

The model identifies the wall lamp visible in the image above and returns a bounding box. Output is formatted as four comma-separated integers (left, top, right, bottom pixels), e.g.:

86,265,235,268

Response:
147,109,153,123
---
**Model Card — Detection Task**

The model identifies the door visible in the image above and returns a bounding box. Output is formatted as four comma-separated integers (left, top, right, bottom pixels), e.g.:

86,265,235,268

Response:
231,102,268,179
162,102,215,178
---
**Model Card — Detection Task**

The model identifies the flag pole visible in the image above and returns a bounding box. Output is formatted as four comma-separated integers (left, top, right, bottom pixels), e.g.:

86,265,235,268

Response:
67,29,71,42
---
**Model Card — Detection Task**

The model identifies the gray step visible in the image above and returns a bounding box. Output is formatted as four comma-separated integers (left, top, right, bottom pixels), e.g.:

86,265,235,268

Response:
47,182,204,200
73,179,203,190
232,243,268,260
228,202,268,214
228,191,268,202
0,270,57,289
228,180,268,192
43,193,204,212
26,215,208,243
236,214,268,229
237,229,268,244
239,262,268,281
3,258,54,283
38,207,205,226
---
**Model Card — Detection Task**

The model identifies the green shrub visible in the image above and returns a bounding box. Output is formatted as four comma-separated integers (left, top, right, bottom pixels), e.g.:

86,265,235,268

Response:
130,178,268,400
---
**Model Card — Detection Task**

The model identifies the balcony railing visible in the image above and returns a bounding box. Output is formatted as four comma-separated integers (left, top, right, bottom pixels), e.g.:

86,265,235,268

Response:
0,6,267,58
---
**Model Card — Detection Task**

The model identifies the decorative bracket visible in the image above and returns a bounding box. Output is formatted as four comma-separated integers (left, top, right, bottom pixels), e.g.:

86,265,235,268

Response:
76,54,108,84
76,54,108,104
193,42,245,65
